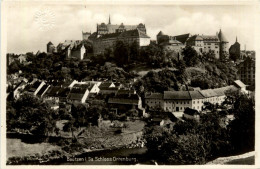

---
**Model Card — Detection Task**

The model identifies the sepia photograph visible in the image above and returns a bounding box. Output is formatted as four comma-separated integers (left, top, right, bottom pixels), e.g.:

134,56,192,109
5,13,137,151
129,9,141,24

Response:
1,0,259,167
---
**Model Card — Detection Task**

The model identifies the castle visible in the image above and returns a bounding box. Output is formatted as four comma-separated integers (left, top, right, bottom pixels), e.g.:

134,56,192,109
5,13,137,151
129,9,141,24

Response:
157,29,229,59
83,15,150,56
47,15,230,60
82,15,147,40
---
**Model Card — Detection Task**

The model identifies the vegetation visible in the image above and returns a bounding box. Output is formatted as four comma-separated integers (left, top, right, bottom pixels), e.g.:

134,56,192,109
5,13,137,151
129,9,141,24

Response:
143,91,255,164
7,94,58,136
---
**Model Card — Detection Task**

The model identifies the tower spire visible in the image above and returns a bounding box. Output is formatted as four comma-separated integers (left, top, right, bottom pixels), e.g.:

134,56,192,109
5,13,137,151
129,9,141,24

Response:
108,14,111,24
236,36,237,42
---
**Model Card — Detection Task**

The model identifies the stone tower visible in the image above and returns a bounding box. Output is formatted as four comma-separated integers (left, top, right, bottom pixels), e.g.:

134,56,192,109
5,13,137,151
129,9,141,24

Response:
47,41,55,53
218,29,229,60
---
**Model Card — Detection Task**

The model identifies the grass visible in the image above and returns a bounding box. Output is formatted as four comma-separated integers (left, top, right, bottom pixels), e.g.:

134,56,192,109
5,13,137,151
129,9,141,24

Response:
7,138,62,159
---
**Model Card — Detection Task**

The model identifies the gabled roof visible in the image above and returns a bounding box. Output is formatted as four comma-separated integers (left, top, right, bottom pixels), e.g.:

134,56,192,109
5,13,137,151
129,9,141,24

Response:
164,91,191,100
211,87,226,96
189,91,205,99
118,29,150,38
68,93,85,100
157,31,165,36
99,82,114,88
47,41,53,45
46,86,61,97
199,89,217,98
145,93,163,99
37,84,49,96
108,94,140,105
173,33,190,44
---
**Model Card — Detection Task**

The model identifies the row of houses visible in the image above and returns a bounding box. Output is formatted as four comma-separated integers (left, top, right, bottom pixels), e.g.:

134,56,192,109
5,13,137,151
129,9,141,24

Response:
10,79,144,115
145,80,247,115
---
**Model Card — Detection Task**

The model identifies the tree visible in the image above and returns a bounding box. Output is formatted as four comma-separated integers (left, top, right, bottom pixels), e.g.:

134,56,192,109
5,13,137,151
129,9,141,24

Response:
228,93,255,153
129,40,139,61
182,45,199,67
114,40,129,65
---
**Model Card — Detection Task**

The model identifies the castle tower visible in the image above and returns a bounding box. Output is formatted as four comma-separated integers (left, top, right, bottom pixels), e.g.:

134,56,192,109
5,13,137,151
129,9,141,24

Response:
229,36,240,61
218,29,229,60
47,41,55,53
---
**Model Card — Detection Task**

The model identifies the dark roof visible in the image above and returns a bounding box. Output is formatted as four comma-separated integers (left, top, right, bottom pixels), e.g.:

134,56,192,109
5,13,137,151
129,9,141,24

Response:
117,89,135,95
37,84,49,96
145,93,163,99
100,87,118,91
47,41,53,45
99,82,113,88
108,94,140,105
187,35,203,42
58,87,71,98
218,29,228,42
164,91,191,100
173,33,190,44
68,93,84,100
189,91,205,99
97,29,150,40
46,86,61,97
157,31,165,36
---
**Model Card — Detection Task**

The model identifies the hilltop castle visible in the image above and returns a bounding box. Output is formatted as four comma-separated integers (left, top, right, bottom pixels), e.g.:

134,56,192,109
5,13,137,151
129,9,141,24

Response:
157,29,229,59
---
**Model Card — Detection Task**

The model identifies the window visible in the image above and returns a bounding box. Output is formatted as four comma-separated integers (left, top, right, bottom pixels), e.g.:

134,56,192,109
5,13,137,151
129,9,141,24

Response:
197,101,199,104
176,102,178,104
180,107,182,110
193,101,195,104
180,102,182,104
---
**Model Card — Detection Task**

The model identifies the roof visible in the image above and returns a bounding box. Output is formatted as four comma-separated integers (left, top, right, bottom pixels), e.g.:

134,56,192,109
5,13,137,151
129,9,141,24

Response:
233,80,246,88
211,87,227,96
201,35,219,41
117,89,136,95
218,29,228,42
164,91,191,100
97,29,150,40
189,91,205,99
187,35,204,42
37,84,49,96
173,33,190,44
99,82,113,88
199,89,218,98
46,86,61,97
47,41,53,45
108,94,140,105
145,93,163,99
157,31,165,36
58,87,71,98
68,93,84,100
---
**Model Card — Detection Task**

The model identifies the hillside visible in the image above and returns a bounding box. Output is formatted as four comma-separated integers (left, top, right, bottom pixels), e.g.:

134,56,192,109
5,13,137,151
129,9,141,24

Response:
206,151,255,165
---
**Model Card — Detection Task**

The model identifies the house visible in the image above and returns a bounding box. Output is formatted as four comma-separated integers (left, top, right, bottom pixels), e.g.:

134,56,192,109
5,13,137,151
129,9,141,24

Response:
163,91,192,113
44,86,62,103
183,108,200,121
36,84,50,98
67,84,90,103
144,93,164,109
13,80,27,99
189,91,205,112
25,81,46,96
99,82,118,95
108,93,143,114
233,80,247,93
236,57,255,88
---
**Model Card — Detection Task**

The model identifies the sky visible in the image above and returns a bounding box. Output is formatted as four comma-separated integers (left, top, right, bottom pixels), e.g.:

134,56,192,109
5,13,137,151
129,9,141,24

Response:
5,2,258,54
